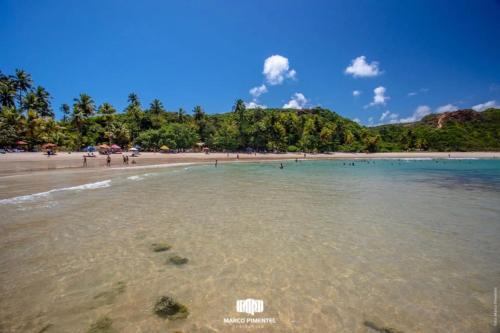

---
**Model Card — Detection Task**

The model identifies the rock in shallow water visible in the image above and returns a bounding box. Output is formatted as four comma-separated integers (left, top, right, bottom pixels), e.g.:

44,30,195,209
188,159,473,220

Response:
364,320,403,333
87,316,115,333
168,255,189,265
151,243,172,252
154,295,189,320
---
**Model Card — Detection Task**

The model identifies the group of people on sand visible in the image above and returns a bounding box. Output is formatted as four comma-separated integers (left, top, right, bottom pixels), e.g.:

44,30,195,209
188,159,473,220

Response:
82,153,135,168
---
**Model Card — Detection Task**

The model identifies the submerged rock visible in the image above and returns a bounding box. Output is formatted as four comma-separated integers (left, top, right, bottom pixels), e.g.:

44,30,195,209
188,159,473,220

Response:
168,255,189,265
93,281,126,305
37,323,53,333
151,243,172,252
87,316,115,333
364,320,403,333
154,295,189,320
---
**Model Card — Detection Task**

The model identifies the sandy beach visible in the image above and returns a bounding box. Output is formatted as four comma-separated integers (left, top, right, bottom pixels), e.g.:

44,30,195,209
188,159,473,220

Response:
1,151,499,176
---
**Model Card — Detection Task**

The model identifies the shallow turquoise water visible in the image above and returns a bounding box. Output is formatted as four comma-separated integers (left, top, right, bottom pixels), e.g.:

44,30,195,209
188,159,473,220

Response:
1,159,499,332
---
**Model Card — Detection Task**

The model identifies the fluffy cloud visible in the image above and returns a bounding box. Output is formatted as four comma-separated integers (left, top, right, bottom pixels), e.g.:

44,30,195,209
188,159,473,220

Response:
472,100,497,111
353,118,361,123
283,93,308,109
345,56,381,78
249,84,268,98
352,90,361,97
263,55,296,85
436,104,458,113
245,101,267,109
400,105,431,123
365,86,389,108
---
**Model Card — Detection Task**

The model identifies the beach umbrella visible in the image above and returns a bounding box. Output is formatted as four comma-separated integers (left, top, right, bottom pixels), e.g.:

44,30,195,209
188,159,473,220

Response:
16,140,28,145
130,147,139,151
160,145,169,151
99,144,110,149
86,145,96,152
41,143,57,149
111,144,120,149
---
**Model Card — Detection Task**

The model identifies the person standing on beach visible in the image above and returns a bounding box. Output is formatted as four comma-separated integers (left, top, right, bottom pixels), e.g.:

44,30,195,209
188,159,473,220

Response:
106,154,111,167
126,155,129,165
83,155,87,167
280,163,284,169
123,155,126,164
215,159,218,167
237,154,239,159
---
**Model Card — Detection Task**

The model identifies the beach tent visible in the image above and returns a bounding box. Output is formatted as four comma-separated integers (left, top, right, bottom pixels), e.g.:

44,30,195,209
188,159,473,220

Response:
98,144,111,154
16,141,28,151
110,144,122,153
194,142,205,152
160,145,169,153
41,143,57,155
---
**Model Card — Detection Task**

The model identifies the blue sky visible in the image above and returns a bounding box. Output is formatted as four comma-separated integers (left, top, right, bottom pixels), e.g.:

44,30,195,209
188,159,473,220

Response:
1,0,500,124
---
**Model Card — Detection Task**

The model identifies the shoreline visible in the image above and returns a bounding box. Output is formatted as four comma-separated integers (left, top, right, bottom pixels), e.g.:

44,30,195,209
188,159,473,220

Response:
1,151,499,177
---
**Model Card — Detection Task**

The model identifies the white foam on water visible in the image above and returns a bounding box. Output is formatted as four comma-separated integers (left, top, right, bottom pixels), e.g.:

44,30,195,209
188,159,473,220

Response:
127,175,144,181
448,157,479,160
0,180,111,205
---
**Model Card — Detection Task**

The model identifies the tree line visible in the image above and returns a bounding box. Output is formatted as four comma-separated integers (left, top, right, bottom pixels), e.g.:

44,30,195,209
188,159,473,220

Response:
0,69,378,152
3,69,498,152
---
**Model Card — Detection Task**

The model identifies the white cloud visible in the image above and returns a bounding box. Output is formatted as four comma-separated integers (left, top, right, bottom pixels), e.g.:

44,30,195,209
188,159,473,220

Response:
353,118,361,123
245,101,267,109
380,110,391,121
249,84,267,98
400,105,431,123
352,90,361,97
436,104,458,113
407,88,429,97
472,100,497,111
283,93,308,109
379,111,400,124
365,86,389,108
263,55,296,85
345,56,381,78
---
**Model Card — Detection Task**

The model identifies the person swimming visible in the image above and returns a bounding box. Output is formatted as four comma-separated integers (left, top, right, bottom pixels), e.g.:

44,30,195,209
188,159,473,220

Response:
280,163,284,169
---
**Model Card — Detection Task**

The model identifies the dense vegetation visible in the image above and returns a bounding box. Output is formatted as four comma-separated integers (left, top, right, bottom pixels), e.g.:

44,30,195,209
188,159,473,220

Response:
1,69,499,152
373,109,500,151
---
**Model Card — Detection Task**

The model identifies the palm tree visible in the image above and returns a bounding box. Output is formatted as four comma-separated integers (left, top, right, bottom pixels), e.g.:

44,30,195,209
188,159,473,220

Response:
98,102,116,141
35,86,52,117
127,93,140,108
193,105,205,121
22,92,38,114
177,108,186,122
149,99,164,116
0,76,17,109
73,93,95,117
60,103,70,122
14,69,33,108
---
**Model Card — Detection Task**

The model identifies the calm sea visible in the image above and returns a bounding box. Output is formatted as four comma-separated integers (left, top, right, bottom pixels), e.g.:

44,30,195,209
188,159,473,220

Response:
1,159,499,332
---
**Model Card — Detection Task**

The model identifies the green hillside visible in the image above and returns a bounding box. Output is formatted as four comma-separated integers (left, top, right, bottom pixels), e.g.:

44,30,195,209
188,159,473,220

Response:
373,108,500,152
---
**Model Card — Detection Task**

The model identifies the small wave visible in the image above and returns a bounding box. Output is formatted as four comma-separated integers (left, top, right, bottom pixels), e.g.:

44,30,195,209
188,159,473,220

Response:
127,175,144,181
0,180,111,205
448,157,479,160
